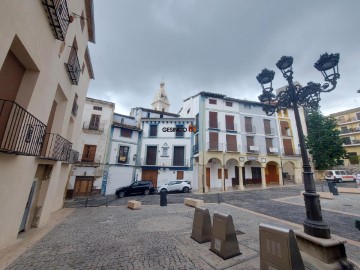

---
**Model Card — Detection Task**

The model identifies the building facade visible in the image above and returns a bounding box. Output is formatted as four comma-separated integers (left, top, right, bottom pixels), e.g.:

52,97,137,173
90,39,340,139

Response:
330,107,360,165
0,0,95,249
67,98,114,198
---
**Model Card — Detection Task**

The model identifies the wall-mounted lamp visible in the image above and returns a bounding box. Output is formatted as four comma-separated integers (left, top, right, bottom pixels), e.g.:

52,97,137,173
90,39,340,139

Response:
133,154,137,161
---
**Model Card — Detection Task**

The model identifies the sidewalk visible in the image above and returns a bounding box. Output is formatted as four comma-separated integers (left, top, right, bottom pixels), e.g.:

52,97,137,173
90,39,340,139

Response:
4,203,360,269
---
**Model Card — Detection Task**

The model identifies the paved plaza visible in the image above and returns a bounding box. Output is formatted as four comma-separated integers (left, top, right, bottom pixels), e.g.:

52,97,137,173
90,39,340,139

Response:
2,184,360,269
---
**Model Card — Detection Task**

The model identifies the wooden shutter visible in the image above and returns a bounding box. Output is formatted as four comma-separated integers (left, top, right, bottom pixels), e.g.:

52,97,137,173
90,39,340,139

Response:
265,138,273,153
226,134,237,151
177,171,184,179
82,145,96,162
283,139,294,155
245,117,252,132
246,136,254,151
209,132,219,150
209,111,218,128
90,114,100,130
173,146,185,166
224,169,228,179
209,99,217,104
149,125,157,137
280,121,290,136
146,146,157,165
121,128,132,138
225,115,235,131
218,169,222,179
264,119,271,135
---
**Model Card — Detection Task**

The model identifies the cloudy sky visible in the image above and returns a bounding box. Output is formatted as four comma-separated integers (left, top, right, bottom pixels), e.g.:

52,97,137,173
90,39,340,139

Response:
87,0,360,116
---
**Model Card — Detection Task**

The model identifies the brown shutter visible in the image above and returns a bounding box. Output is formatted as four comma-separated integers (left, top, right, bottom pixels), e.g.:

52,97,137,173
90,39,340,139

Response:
173,146,185,166
245,117,252,132
246,136,254,151
264,119,271,135
209,111,218,128
146,146,157,165
82,145,96,162
226,134,237,151
265,138,273,153
225,115,235,131
224,169,228,179
177,171,184,179
209,132,219,150
283,139,294,155
218,169,222,179
280,121,290,136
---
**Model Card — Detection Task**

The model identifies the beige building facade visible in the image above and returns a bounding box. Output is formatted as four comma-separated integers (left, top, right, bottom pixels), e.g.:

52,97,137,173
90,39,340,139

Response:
0,0,95,250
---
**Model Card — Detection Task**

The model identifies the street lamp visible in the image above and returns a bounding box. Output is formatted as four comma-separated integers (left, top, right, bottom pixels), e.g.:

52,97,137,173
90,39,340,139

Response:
256,53,340,239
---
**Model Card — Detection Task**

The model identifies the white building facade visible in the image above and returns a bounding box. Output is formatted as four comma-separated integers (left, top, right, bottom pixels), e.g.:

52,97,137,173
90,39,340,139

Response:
67,98,114,198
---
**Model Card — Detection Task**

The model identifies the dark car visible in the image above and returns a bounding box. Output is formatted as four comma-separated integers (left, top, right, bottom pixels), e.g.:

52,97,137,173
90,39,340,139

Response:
115,181,156,198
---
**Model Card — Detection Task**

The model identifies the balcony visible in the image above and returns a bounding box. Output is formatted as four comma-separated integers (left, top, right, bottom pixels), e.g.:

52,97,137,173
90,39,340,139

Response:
42,0,70,41
83,122,104,133
40,133,72,161
67,149,79,163
245,125,256,133
343,139,360,146
207,142,223,152
267,147,279,155
71,100,79,117
225,144,240,152
139,158,189,167
0,100,46,156
339,128,360,135
247,145,259,153
193,144,199,154
209,121,220,130
338,116,359,124
265,128,276,136
75,154,101,166
282,147,301,157
65,46,81,85
225,123,237,132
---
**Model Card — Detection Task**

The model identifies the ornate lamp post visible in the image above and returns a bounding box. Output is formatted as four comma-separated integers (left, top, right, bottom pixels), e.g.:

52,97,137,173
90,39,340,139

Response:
256,53,340,239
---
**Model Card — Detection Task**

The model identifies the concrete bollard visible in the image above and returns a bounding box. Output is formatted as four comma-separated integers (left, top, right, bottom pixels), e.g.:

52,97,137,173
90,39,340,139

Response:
190,207,212,243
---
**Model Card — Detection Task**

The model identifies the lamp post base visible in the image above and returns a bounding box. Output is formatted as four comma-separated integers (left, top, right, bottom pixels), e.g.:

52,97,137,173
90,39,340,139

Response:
304,219,331,239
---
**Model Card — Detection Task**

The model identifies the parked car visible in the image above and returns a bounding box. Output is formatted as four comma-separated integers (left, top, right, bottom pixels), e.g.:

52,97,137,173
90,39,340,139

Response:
324,170,355,183
157,180,192,193
115,180,156,198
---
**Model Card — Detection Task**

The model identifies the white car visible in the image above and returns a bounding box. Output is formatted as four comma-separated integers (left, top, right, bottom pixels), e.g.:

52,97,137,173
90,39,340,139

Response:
157,180,192,193
324,170,355,183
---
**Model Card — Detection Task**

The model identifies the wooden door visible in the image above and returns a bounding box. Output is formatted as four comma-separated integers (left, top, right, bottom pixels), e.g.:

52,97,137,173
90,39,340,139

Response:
73,178,93,197
206,168,210,188
141,169,158,188
280,121,290,136
251,167,262,184
225,115,234,131
233,166,239,186
176,171,184,180
266,165,278,184
82,145,96,162
283,139,294,155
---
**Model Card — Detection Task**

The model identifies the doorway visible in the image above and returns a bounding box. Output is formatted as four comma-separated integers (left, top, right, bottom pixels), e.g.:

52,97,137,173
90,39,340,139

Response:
73,177,94,197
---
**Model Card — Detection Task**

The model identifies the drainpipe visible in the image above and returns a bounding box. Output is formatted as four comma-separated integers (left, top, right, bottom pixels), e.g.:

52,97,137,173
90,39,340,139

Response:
200,94,206,193
101,124,114,196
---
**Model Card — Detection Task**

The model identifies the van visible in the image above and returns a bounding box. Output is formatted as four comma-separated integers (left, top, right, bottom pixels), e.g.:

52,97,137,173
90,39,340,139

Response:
324,170,355,183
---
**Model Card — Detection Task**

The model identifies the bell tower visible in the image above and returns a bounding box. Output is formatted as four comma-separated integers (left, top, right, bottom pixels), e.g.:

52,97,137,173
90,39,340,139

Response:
151,81,170,112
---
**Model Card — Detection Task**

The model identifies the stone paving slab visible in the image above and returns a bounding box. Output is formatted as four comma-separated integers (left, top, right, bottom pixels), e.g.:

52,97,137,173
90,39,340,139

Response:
6,203,360,269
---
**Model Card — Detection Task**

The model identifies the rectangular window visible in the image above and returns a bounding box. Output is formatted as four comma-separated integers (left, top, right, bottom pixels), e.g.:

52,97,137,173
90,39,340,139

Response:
225,101,232,107
226,134,237,151
244,104,251,109
173,146,185,166
195,114,199,131
266,138,273,153
209,132,219,150
93,106,102,111
218,169,222,179
246,136,254,152
120,128,132,138
177,171,184,179
283,139,294,155
209,111,218,129
89,114,100,130
264,119,271,135
280,121,290,136
118,146,129,163
175,125,184,137
245,117,253,133
149,124,157,137
209,99,217,104
146,146,157,165
224,169,228,179
225,115,235,131
82,144,96,162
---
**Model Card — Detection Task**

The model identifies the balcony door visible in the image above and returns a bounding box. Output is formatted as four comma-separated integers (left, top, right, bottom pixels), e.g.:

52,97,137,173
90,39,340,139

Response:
82,144,96,162
146,146,157,165
173,146,185,166
89,114,100,130
283,139,294,155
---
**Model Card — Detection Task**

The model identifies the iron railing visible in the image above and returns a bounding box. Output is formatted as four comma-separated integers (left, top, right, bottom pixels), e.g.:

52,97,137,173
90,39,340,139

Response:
76,154,101,166
265,128,276,136
0,100,46,156
245,125,256,133
193,144,199,153
225,123,237,132
71,101,79,117
65,46,81,85
207,142,223,151
67,149,79,163
40,133,72,161
225,144,240,152
282,147,301,157
139,158,189,167
83,122,104,133
41,0,70,41
208,121,220,129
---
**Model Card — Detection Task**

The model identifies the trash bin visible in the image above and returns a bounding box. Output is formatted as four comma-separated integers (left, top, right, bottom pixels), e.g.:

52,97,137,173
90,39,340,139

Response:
160,189,167,206
327,181,339,195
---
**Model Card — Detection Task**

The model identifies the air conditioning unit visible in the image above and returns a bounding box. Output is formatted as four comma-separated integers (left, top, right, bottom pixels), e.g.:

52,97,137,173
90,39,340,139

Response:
269,147,279,153
249,146,259,151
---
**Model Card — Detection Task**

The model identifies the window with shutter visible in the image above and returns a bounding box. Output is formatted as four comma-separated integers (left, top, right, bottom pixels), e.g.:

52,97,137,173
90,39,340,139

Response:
245,117,253,132
118,146,129,163
224,169,228,179
149,124,158,137
264,119,271,135
209,99,217,104
146,146,157,165
226,134,237,151
246,136,254,152
89,114,100,130
280,121,290,136
209,132,219,150
225,115,235,131
120,128,132,138
173,146,185,166
283,139,294,155
209,111,218,129
218,169,222,179
265,138,273,153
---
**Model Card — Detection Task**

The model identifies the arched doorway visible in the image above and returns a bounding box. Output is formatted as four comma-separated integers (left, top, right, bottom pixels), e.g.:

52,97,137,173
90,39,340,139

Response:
206,158,222,189
243,160,262,185
283,161,295,184
266,161,280,185
225,158,240,187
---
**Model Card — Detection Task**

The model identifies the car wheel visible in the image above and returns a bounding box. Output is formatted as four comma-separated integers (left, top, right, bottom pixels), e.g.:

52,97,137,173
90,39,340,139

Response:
144,189,150,195
338,179,343,183
118,191,125,198
183,187,190,193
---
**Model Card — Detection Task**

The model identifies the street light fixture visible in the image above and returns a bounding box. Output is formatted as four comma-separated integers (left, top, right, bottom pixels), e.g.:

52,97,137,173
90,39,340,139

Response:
256,53,340,239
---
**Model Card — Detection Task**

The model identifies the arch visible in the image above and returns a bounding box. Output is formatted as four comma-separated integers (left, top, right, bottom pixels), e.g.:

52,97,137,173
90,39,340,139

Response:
206,157,222,166
282,161,296,183
265,161,280,184
225,158,240,187
243,160,262,185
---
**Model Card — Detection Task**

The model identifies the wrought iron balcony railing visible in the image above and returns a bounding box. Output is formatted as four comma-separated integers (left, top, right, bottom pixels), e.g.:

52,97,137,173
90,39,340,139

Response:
40,133,72,161
0,100,47,156
225,123,237,132
207,142,223,151
67,149,79,163
265,128,276,136
83,122,104,133
282,147,301,157
65,46,81,85
42,0,71,41
245,125,256,133
225,144,241,152
71,101,79,117
75,154,101,166
193,144,199,153
139,158,189,167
